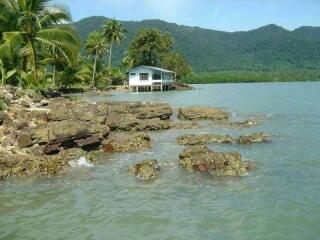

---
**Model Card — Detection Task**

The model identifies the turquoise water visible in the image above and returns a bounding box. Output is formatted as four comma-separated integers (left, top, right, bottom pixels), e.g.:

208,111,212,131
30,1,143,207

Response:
1,82,320,240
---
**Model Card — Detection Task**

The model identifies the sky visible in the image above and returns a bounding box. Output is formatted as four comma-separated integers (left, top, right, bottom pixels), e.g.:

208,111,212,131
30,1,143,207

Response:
53,0,320,32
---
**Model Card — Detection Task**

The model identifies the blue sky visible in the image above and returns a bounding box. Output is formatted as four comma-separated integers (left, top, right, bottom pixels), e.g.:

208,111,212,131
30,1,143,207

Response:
53,0,320,32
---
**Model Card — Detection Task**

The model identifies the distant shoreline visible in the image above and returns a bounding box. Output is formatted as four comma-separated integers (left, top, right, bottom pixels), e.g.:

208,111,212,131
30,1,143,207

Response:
183,70,320,84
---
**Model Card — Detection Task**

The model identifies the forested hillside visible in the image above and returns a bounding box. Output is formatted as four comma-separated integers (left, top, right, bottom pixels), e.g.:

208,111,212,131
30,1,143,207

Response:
73,16,320,72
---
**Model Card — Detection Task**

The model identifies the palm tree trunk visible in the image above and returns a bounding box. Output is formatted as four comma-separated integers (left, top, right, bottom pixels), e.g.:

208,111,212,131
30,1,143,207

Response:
30,40,38,82
91,52,98,89
108,41,113,68
1,70,5,86
51,48,56,89
22,56,27,72
52,64,56,89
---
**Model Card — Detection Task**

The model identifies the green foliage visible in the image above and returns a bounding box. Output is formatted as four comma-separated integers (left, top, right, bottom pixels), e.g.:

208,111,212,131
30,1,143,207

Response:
128,28,174,67
0,0,80,87
183,70,320,84
161,52,192,79
103,19,127,67
85,31,109,88
85,31,109,58
73,17,320,73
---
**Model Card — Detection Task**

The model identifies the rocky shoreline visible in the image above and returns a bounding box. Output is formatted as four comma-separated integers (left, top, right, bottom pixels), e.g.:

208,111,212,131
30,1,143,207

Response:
0,85,270,181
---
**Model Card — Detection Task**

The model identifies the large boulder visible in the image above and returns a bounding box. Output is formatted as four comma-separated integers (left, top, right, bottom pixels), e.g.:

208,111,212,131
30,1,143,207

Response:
135,118,170,131
106,102,173,120
102,133,151,152
238,133,270,144
13,120,110,154
177,134,234,146
105,113,170,131
178,106,230,121
179,145,249,176
130,159,160,180
105,113,141,131
134,103,173,120
0,148,86,180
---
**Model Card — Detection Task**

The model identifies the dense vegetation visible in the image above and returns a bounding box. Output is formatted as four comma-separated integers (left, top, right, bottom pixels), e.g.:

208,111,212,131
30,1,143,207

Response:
73,17,320,74
0,1,191,89
126,29,192,78
1,2,320,88
184,70,320,84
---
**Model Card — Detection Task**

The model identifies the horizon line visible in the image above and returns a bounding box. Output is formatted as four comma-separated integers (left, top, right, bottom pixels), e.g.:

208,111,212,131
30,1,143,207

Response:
74,16,320,33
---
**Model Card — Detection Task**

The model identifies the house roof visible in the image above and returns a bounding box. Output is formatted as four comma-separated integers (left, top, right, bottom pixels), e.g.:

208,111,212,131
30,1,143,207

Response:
128,65,175,73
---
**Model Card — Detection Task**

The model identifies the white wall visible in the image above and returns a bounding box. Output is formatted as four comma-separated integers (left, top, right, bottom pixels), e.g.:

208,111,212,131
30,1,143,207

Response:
129,68,153,86
128,67,174,86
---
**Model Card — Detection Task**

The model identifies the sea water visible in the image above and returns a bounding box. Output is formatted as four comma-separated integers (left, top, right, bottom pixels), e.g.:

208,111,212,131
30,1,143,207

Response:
1,82,319,240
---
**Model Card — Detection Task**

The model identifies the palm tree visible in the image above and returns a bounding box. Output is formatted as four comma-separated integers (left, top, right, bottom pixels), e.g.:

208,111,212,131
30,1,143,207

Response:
0,0,80,83
85,31,109,88
103,19,127,68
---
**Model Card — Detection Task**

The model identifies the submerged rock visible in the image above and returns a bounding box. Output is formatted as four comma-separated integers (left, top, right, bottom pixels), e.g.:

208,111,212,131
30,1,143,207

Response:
230,119,258,128
179,145,249,176
172,82,194,90
102,133,151,153
170,121,203,129
177,134,234,145
238,132,270,144
131,159,160,180
178,106,230,121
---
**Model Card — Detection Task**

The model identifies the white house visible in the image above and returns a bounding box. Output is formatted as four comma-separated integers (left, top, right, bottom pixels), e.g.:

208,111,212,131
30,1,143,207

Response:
128,66,176,92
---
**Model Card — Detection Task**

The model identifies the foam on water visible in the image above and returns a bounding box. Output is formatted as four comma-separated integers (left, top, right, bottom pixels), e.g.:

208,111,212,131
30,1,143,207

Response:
68,157,94,168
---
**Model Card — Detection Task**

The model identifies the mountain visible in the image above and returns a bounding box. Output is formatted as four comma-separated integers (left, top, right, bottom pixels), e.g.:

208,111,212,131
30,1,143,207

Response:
72,16,320,72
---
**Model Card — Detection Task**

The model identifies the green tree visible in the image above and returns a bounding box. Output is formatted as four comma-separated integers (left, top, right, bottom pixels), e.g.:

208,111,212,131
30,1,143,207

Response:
161,52,192,80
103,19,127,68
0,0,80,84
128,28,174,67
85,31,109,88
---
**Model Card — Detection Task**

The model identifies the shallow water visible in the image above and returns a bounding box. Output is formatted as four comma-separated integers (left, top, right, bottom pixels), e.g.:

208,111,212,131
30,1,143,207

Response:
1,82,320,240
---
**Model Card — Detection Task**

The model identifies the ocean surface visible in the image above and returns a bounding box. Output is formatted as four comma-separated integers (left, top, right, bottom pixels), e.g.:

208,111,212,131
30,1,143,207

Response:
1,82,320,240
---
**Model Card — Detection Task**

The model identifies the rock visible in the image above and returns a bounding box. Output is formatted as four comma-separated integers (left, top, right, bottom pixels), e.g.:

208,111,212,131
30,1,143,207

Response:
0,148,86,180
178,107,230,121
105,113,140,131
0,111,4,125
238,133,270,144
47,99,74,121
0,99,9,111
42,120,109,153
39,90,61,98
177,134,234,146
105,113,170,131
170,121,203,129
172,82,194,90
244,160,257,171
15,131,34,148
131,159,160,180
106,101,173,120
232,119,258,128
102,133,151,153
135,118,170,131
179,145,249,176
134,103,173,120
